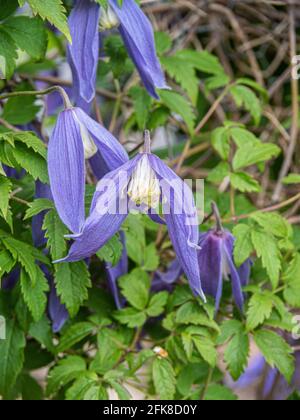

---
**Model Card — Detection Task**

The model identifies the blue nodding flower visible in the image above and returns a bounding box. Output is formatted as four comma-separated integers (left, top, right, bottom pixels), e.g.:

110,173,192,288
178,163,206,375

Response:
68,0,169,109
198,203,251,312
48,106,128,234
56,131,205,302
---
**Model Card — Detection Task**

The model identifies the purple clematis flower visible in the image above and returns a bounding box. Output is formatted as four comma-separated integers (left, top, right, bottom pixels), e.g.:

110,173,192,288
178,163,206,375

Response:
48,106,128,234
57,131,205,301
198,203,251,312
68,0,168,108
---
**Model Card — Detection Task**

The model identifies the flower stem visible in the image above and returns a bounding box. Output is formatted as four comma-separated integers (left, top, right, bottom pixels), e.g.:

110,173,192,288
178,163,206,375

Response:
143,130,152,154
0,86,72,109
211,201,223,233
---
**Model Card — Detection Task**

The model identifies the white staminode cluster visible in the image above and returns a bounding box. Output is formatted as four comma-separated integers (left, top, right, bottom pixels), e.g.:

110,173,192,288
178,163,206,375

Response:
128,154,161,209
99,5,120,31
80,121,98,159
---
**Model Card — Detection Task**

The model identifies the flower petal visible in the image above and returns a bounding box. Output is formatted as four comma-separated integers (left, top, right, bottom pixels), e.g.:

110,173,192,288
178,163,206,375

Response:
149,154,205,300
48,280,69,333
48,109,85,233
57,158,139,263
152,259,182,292
109,0,168,98
223,234,245,311
68,0,100,106
75,107,129,172
198,232,223,311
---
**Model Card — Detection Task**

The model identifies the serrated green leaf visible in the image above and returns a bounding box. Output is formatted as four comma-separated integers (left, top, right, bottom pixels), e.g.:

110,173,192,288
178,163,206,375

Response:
47,356,87,396
114,307,146,328
211,127,230,159
20,268,49,322
232,224,254,267
3,16,47,60
0,319,26,397
129,86,152,130
251,230,281,288
283,174,300,184
205,384,237,401
246,292,273,330
230,84,262,125
147,291,168,317
207,162,230,184
176,50,225,75
24,198,54,220
43,209,68,260
152,357,176,400
159,90,195,134
233,141,280,171
90,329,123,375
96,234,123,267
283,253,300,307
0,175,12,220
193,336,217,367
254,329,294,383
26,0,71,42
230,172,261,193
119,269,150,310
0,27,18,78
55,262,91,317
57,322,94,353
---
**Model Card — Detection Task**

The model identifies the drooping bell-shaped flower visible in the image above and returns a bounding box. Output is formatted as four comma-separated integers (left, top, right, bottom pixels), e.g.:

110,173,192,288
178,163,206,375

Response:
68,0,168,109
48,105,128,234
57,131,205,301
198,203,251,312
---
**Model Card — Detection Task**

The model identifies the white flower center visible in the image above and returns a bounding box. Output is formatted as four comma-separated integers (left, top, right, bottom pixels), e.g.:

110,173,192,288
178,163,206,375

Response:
72,110,98,159
128,154,161,209
99,5,120,31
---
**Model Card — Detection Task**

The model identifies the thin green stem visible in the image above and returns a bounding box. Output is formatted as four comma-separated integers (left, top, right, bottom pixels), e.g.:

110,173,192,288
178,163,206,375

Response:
0,86,72,109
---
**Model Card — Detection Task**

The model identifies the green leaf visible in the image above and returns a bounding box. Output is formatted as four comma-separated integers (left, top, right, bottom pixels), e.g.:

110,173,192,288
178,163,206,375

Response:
47,356,87,396
251,212,292,239
0,319,26,396
129,86,152,130
57,322,94,353
29,315,55,353
154,31,172,55
230,172,261,193
96,234,123,267
90,330,124,375
176,50,225,75
20,269,49,322
159,90,195,134
119,268,150,310
2,94,41,125
254,330,294,382
283,174,300,184
24,198,54,220
19,373,43,401
211,127,230,159
2,236,48,284
12,142,48,183
143,243,159,271
152,358,176,400
0,27,17,78
55,262,91,317
283,253,300,307
147,292,168,317
43,209,68,260
26,0,71,42
246,292,274,330
161,55,199,105
176,302,219,332
207,162,230,184
232,224,254,266
230,84,262,125
107,380,131,400
0,176,12,220
83,384,108,400
205,384,237,401
192,336,217,367
251,230,281,288
218,320,249,380
65,373,98,401
124,214,146,266
233,141,280,171
0,250,15,278
3,16,47,60
0,0,19,21
114,307,146,328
